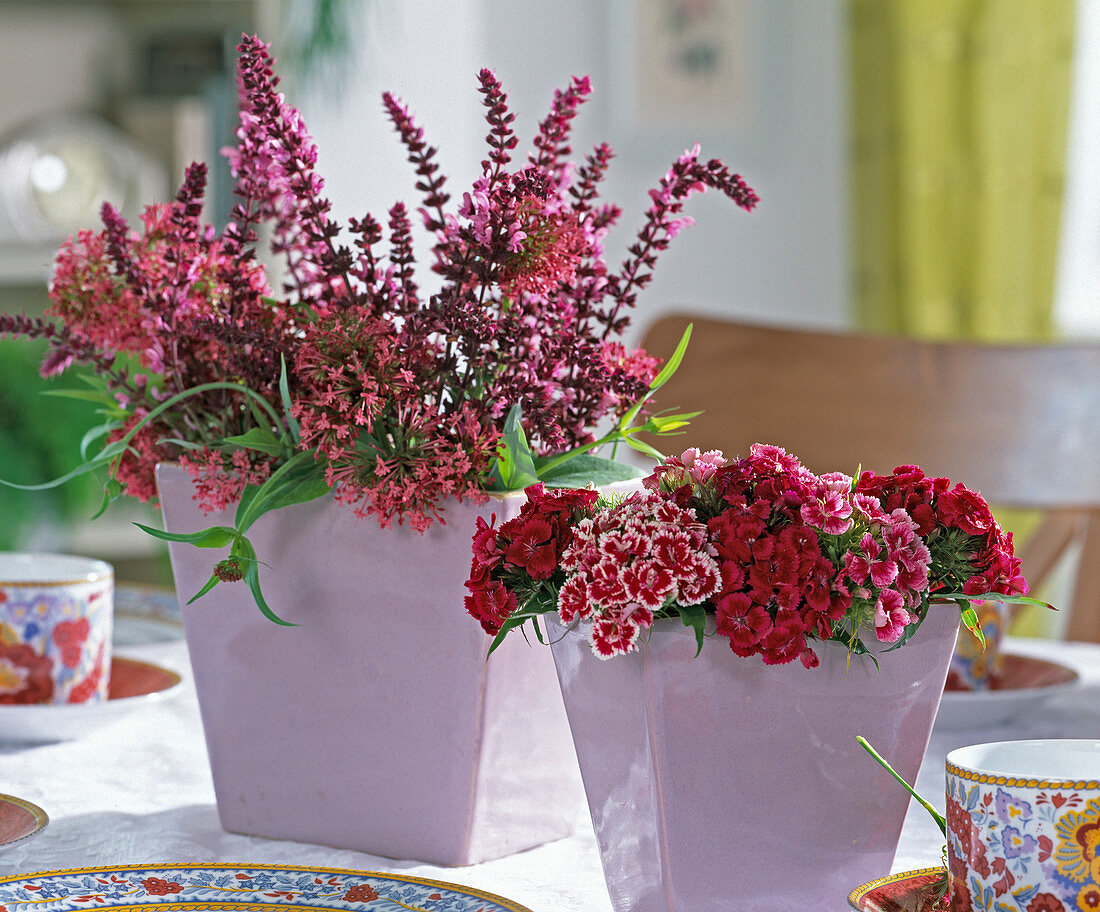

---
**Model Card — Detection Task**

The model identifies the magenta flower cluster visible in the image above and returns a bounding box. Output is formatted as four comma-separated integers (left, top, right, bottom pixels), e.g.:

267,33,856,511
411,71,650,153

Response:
1,35,757,531
466,444,1028,666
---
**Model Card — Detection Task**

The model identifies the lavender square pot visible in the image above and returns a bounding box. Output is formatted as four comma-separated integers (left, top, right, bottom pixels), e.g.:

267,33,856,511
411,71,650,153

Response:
546,606,961,911
156,463,594,866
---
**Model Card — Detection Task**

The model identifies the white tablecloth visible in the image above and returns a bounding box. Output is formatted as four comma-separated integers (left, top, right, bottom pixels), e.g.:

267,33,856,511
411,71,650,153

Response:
1,634,1097,910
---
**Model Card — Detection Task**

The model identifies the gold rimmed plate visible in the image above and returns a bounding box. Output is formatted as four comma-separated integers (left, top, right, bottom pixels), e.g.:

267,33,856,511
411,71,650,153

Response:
0,656,182,744
0,794,48,850
848,868,949,911
0,864,532,912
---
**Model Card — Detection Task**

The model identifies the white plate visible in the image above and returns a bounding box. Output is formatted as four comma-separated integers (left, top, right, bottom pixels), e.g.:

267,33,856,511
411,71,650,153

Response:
937,652,1080,729
0,656,182,744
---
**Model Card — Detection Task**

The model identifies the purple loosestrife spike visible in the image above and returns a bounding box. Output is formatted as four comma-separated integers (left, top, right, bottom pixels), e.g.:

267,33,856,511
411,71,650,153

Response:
477,69,518,181
382,92,451,232
529,75,592,179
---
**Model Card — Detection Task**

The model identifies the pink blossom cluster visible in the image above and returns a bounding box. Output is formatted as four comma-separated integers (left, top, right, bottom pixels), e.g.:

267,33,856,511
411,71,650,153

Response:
3,34,757,531
466,444,1029,668
556,492,721,657
465,485,600,634
854,466,1027,597
1,163,289,507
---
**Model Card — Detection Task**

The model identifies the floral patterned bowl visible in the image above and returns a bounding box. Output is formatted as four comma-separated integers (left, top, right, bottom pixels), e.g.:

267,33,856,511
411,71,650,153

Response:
945,739,1100,912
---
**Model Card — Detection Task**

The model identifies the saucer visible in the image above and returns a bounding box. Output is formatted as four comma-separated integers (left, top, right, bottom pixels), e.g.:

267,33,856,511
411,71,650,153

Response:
848,868,949,911
0,864,532,911
0,794,48,849
937,652,1080,729
0,656,182,744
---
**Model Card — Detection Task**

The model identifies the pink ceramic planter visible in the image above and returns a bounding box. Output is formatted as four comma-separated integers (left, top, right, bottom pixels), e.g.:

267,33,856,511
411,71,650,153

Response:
546,607,961,912
156,463,591,866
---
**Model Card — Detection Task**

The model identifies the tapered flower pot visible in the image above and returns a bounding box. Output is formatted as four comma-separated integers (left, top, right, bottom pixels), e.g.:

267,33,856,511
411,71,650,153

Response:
546,607,961,912
156,463,598,866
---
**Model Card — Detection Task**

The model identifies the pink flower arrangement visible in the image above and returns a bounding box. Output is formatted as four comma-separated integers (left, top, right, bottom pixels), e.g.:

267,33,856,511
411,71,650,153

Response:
1,36,756,619
465,444,1034,667
2,36,756,525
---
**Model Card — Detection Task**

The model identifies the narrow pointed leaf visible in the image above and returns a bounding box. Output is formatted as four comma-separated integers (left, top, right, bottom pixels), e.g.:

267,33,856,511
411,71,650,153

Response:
186,574,222,604
236,537,295,626
233,450,330,534
133,522,236,549
222,426,285,457
279,354,301,445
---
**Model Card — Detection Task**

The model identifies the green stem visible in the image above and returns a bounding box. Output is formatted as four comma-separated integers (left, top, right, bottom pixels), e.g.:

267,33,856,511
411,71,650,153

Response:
856,736,946,836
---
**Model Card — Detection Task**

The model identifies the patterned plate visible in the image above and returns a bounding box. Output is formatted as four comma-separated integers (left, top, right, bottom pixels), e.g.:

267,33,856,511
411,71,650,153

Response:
0,864,533,912
0,794,48,849
848,868,949,911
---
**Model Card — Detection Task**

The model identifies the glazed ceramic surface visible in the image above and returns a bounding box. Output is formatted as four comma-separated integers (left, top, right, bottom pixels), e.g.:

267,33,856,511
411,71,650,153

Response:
547,607,961,912
156,464,636,866
0,794,48,849
0,864,531,911
0,656,182,743
938,653,1080,730
848,868,950,912
0,553,113,704
945,739,1100,912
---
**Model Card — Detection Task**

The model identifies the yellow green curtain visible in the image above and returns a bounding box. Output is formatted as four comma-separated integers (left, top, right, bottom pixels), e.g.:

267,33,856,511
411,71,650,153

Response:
849,0,1075,341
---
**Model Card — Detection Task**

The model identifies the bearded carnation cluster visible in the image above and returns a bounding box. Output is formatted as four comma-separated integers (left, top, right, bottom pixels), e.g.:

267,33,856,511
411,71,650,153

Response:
2,35,757,533
556,492,721,657
465,444,1029,667
464,484,600,635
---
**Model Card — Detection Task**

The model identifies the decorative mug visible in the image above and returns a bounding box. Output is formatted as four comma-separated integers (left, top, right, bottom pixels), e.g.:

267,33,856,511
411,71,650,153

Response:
0,553,113,704
945,739,1100,912
948,599,1009,691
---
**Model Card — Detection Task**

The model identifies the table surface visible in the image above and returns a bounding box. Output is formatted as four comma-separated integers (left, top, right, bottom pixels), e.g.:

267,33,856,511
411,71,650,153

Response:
1,624,1097,911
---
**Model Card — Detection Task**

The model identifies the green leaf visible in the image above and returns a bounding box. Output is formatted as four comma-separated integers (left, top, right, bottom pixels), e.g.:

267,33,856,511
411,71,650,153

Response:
235,536,295,626
856,736,946,836
619,323,693,431
486,613,532,656
934,591,1056,612
155,437,207,452
222,426,286,457
39,388,117,405
959,605,987,650
133,522,236,549
186,573,222,604
677,603,707,656
279,354,301,446
648,323,693,391
79,421,116,461
488,403,540,491
536,453,643,488
621,435,667,460
233,450,330,534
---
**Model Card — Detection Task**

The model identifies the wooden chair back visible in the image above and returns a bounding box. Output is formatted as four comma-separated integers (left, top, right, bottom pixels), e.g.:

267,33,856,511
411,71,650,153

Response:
639,314,1100,641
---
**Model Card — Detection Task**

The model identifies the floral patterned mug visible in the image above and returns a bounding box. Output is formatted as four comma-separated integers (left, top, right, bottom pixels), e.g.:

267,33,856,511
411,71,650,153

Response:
945,739,1100,912
0,553,113,704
